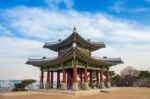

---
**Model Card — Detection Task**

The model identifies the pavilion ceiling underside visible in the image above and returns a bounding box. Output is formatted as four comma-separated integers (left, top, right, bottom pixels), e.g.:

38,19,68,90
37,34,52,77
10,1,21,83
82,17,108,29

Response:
26,47,122,69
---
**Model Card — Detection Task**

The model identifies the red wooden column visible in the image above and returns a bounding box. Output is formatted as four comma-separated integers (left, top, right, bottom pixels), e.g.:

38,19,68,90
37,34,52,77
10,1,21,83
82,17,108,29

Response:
99,68,105,88
80,69,83,89
57,70,60,89
106,69,110,82
46,66,50,89
90,70,93,84
40,68,44,89
47,70,50,83
67,69,69,87
96,70,100,88
106,68,111,88
80,69,83,85
62,65,67,90
51,71,53,88
63,67,67,83
84,64,88,90
72,63,78,91
99,69,103,82
84,65,88,83
73,64,77,83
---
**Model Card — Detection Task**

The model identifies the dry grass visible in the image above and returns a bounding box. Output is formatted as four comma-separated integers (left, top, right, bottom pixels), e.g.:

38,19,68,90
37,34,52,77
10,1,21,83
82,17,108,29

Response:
0,87,150,99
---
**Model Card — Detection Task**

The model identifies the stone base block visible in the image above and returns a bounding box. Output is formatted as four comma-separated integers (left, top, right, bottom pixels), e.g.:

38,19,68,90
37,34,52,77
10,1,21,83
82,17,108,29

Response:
83,82,89,90
61,83,67,90
99,81,105,89
40,83,44,89
106,81,111,88
79,82,84,89
72,83,78,91
46,82,51,89
51,83,53,88
97,82,100,88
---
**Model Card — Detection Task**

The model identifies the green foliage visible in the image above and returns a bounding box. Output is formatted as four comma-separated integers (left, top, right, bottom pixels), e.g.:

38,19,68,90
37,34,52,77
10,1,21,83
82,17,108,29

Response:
12,83,27,91
88,83,96,88
121,75,139,87
12,79,36,92
133,71,150,87
133,79,150,87
109,71,116,77
110,68,150,87
21,79,36,86
111,74,122,87
114,66,150,87
118,66,139,86
139,71,150,79
92,67,150,87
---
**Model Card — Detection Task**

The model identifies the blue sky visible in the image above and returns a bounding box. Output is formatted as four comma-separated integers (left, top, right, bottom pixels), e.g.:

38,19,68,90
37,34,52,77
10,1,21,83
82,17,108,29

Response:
0,0,150,25
0,0,150,80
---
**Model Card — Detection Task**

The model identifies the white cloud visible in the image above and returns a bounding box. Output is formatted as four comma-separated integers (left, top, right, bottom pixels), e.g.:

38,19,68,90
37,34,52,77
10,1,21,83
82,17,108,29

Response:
0,37,57,59
0,37,57,80
93,45,150,74
0,24,13,36
111,0,150,13
2,6,150,43
0,5,150,79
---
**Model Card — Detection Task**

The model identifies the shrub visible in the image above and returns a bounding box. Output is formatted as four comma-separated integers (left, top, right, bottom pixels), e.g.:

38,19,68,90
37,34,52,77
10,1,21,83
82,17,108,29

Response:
12,79,36,92
89,83,96,88
133,79,150,87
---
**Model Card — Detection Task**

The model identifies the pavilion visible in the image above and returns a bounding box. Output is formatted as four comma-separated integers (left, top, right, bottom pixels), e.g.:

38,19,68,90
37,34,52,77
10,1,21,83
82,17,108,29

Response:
26,27,123,91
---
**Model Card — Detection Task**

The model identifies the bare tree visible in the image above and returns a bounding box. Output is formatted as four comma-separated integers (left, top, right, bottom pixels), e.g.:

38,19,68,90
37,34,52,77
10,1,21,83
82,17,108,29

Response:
120,66,140,77
120,66,140,86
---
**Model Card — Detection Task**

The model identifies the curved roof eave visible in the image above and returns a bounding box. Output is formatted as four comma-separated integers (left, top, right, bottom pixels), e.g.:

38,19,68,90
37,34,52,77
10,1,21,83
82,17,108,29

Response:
75,47,123,66
26,47,123,68
26,47,75,67
43,32,106,51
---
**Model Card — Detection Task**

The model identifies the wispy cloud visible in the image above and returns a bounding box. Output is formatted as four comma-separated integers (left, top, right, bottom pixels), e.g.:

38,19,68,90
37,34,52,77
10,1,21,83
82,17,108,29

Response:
111,0,150,13
1,6,150,43
45,0,73,10
145,0,150,2
111,0,125,13
0,24,13,37
131,7,150,13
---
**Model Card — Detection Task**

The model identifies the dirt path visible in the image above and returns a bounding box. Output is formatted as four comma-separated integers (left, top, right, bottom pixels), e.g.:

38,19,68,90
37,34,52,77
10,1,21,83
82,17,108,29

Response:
0,87,149,99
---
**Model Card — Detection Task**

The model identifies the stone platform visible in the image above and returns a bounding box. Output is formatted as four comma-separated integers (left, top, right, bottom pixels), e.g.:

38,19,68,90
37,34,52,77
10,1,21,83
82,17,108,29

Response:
35,88,114,96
